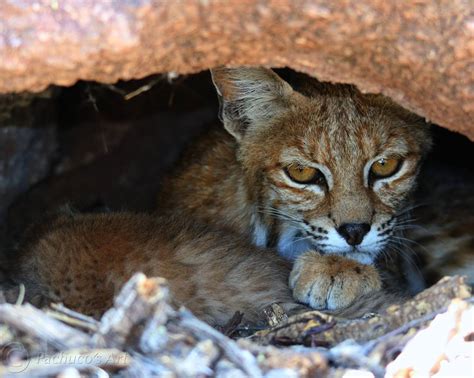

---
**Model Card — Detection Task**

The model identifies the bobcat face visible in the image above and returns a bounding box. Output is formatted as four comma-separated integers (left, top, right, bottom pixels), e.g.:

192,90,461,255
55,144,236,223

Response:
211,67,431,264
261,110,424,264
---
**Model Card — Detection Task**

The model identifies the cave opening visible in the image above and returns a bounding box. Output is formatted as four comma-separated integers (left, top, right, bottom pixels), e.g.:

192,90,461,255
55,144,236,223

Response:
0,0,471,373
0,66,472,377
0,70,472,291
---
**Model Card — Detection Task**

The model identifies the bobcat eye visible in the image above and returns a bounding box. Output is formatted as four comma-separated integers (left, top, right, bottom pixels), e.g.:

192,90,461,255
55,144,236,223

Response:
285,164,325,185
370,158,401,179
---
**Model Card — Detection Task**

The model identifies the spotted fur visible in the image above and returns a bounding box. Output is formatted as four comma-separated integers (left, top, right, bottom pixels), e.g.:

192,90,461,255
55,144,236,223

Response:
159,67,432,311
15,68,432,325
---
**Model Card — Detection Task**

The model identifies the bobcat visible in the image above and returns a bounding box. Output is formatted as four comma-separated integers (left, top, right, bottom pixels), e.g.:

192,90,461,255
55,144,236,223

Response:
13,67,432,326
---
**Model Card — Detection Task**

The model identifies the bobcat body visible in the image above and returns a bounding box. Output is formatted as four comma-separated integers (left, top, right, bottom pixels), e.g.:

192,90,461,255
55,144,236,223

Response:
14,68,432,325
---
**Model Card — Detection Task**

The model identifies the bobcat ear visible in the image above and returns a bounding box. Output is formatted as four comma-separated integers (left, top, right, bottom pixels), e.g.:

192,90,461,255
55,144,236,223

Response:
210,67,295,141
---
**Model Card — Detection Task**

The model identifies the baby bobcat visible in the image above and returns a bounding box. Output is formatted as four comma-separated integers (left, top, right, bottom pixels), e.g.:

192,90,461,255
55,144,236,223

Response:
14,68,431,325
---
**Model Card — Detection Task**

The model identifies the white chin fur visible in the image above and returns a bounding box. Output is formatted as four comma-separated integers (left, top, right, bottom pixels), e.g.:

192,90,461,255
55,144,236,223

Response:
321,227,382,265
277,227,313,261
328,250,375,265
274,224,382,265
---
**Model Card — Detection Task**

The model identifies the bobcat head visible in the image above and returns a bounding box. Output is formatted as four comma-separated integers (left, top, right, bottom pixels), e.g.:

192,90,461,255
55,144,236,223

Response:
211,67,431,264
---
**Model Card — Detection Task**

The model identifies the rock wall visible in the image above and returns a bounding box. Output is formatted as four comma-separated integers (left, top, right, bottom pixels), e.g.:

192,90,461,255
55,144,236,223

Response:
0,0,472,139
0,92,57,230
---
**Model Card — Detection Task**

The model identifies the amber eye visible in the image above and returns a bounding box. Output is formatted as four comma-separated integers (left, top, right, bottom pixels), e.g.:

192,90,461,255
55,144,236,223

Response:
370,158,401,179
285,164,325,185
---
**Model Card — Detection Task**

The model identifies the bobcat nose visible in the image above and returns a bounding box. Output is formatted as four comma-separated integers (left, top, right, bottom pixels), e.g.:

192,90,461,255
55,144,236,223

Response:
337,223,370,246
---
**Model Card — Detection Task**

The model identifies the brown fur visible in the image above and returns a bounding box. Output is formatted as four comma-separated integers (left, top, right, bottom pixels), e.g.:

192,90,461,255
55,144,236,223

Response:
14,68,432,325
16,212,304,325
158,68,431,310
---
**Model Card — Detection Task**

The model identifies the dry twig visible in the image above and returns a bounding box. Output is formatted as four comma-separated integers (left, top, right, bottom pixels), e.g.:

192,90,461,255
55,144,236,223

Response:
0,274,471,377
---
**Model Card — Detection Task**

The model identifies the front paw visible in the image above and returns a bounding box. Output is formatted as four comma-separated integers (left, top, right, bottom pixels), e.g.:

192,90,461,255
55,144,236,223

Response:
289,251,381,311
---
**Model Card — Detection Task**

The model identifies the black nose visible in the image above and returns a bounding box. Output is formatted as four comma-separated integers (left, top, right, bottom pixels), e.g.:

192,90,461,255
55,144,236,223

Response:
337,223,370,246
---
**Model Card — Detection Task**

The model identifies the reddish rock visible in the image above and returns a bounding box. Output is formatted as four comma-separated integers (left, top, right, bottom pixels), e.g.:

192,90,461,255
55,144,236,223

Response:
0,1,472,138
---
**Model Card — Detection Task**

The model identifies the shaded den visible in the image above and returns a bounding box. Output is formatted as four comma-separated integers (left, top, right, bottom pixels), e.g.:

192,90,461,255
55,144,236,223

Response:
0,1,472,377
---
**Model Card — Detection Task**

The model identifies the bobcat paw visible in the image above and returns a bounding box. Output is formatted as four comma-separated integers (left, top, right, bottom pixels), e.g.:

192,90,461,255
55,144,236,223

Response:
289,251,381,311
